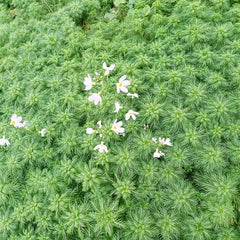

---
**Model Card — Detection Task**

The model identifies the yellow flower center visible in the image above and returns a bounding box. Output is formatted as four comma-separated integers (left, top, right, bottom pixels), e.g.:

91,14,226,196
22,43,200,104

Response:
129,112,133,115
119,83,123,87
97,92,101,96
12,120,16,125
114,126,117,130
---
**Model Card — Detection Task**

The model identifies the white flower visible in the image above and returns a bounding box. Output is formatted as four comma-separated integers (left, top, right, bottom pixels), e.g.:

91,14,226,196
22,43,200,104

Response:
164,138,173,146
10,114,24,128
153,149,165,158
94,141,108,153
97,120,102,128
86,128,94,134
159,137,165,144
116,75,130,93
114,102,123,113
0,136,10,146
159,137,173,146
152,137,157,143
143,124,149,130
88,92,102,106
112,119,125,134
39,128,46,137
103,62,115,76
23,121,28,129
127,93,139,98
125,110,139,120
84,74,94,90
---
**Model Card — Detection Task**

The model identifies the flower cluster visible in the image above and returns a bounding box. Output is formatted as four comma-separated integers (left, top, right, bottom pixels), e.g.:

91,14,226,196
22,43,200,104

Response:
152,137,173,158
84,63,173,159
85,63,140,153
0,114,47,147
84,62,115,106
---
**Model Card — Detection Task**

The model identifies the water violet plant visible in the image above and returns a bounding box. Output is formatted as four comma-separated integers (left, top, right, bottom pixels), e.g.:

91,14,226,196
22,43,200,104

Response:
0,0,239,239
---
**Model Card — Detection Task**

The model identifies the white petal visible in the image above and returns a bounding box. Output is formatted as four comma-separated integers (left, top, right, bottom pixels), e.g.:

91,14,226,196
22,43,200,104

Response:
116,121,123,127
84,75,91,84
89,94,102,105
132,114,136,120
40,129,46,137
11,114,17,118
86,128,94,134
17,116,22,122
94,145,100,151
103,62,107,69
94,98,99,105
103,146,108,153
97,120,102,128
15,122,24,128
11,114,18,121
152,138,157,143
85,85,92,91
88,94,95,101
109,64,115,70
159,137,165,143
105,69,110,75
118,127,125,133
121,87,128,93
115,102,120,109
125,113,130,120
114,104,119,113
165,138,173,146
123,80,130,86
119,75,127,82
116,84,120,94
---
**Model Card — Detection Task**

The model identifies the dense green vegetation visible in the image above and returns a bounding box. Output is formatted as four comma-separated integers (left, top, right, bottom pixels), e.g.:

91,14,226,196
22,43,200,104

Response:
0,0,240,239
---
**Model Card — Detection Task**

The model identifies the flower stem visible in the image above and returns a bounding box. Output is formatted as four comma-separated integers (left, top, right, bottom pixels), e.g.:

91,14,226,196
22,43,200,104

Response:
3,125,42,138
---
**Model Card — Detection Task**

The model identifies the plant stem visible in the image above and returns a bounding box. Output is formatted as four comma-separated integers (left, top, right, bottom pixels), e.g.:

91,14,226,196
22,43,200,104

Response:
3,125,42,138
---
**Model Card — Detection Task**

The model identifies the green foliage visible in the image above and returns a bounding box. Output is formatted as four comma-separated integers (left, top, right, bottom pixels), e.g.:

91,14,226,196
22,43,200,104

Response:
0,0,240,238
91,198,124,236
183,214,212,240
156,210,180,239
123,209,157,240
